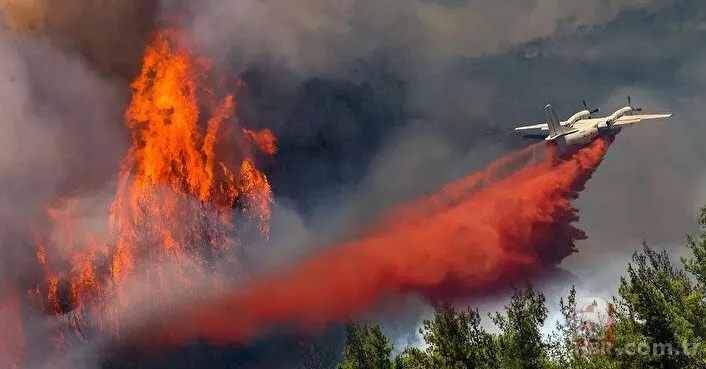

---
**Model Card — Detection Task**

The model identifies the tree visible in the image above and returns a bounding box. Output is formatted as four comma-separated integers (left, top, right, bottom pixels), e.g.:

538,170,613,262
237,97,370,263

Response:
398,304,496,369
683,206,706,292
490,284,551,369
338,322,395,369
341,285,552,369
615,241,706,368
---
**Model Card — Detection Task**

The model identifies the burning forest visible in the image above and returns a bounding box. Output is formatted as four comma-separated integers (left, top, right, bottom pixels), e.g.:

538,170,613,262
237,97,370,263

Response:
0,13,618,369
0,27,277,367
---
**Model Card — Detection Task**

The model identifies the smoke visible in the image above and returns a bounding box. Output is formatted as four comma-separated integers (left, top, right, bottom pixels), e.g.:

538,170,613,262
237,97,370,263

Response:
1,0,159,80
182,0,666,221
0,27,127,278
0,25,130,367
0,33,60,241
185,0,657,75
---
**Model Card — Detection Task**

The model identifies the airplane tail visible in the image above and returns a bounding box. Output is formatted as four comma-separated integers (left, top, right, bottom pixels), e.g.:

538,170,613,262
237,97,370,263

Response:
544,105,578,141
545,104,572,140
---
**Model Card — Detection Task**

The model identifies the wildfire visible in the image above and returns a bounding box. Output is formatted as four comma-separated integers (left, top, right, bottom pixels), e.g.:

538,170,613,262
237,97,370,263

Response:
0,18,613,368
6,27,277,364
107,28,276,309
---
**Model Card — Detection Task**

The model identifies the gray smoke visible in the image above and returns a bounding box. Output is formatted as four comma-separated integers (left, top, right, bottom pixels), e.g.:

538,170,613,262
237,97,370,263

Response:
0,26,128,280
186,0,656,75
0,23,129,368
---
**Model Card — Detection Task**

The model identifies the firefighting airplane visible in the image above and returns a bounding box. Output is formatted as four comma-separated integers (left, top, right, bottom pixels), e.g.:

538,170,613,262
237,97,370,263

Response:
514,96,672,150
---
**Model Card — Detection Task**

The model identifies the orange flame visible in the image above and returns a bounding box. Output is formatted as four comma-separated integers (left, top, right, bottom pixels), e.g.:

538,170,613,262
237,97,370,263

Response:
20,27,277,355
106,28,277,320
242,128,277,156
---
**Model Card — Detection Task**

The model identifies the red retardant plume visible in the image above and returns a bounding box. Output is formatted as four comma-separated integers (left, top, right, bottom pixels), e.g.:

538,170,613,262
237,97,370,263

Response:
132,136,613,347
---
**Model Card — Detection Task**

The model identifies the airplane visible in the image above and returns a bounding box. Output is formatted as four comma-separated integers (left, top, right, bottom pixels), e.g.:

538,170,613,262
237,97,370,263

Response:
513,99,600,133
514,96,672,151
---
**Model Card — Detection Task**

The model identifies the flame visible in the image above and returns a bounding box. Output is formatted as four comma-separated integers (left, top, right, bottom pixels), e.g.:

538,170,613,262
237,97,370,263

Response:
242,128,277,156
120,30,239,208
106,28,276,314
31,198,104,316
11,27,276,362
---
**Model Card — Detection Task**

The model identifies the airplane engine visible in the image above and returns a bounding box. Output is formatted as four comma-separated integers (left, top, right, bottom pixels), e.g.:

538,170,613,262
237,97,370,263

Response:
566,110,590,126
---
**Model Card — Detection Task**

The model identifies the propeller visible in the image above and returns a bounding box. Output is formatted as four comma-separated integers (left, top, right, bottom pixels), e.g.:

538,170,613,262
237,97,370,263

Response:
627,95,643,112
583,99,599,116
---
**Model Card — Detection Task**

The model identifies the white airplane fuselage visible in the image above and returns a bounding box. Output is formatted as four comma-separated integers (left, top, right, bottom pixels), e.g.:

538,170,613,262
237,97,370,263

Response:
551,113,626,148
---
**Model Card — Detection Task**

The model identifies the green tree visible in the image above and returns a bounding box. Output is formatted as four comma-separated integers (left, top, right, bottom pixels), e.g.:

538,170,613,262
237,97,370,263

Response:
338,322,395,369
615,240,706,368
397,304,496,369
490,284,551,369
683,206,706,292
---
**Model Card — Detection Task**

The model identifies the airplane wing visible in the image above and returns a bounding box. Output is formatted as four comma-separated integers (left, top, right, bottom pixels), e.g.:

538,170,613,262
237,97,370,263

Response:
514,122,548,131
613,113,673,126
515,119,573,132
